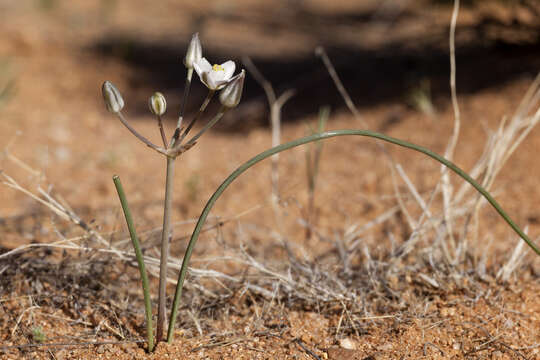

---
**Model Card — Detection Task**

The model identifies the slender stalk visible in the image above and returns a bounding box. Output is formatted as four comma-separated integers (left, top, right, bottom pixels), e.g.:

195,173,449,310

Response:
155,68,197,343
157,115,168,149
112,176,154,352
178,90,215,144
171,68,194,146
167,129,540,343
155,68,204,343
156,156,175,343
184,106,226,146
116,111,166,155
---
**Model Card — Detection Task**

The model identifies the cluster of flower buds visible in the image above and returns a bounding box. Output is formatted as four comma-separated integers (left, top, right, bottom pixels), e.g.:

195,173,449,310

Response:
101,32,245,155
186,33,245,108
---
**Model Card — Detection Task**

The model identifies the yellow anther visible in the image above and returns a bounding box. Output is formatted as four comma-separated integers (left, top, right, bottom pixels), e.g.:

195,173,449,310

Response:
212,64,224,71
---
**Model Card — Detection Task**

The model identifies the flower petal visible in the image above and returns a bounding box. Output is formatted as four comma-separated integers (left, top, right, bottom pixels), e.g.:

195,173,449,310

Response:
220,60,236,80
219,69,245,108
204,72,219,90
214,79,230,90
194,58,211,77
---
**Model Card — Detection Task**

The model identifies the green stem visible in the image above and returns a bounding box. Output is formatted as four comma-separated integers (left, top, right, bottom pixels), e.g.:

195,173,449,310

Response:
156,156,175,343
157,115,168,149
184,106,227,146
117,111,165,155
112,175,154,352
171,68,193,147
177,90,215,145
166,129,540,343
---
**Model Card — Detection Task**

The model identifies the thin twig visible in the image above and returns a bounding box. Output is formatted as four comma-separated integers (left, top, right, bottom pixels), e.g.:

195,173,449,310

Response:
293,338,322,360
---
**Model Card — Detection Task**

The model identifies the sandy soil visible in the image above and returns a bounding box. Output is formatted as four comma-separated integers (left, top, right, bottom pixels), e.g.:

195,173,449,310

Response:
1,0,539,359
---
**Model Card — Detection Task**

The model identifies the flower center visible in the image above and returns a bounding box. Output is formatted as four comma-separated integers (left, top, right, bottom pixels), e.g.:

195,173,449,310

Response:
212,64,224,72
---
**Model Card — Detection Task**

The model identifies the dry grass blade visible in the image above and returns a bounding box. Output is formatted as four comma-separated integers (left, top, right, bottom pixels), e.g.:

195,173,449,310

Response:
242,56,295,202
315,46,361,122
1,171,126,260
453,74,540,249
440,0,461,263
497,233,527,283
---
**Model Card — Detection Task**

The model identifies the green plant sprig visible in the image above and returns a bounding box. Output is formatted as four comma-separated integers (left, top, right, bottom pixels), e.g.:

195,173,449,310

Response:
113,175,154,352
167,128,540,343
102,31,248,350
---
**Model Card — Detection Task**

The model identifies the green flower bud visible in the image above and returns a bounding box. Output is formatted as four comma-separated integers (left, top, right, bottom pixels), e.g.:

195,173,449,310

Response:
184,33,202,69
148,92,167,116
219,70,245,109
101,81,124,114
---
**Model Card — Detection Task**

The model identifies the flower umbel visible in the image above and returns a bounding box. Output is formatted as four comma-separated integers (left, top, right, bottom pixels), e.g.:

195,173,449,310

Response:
219,70,245,108
194,58,235,90
184,33,202,69
102,81,124,114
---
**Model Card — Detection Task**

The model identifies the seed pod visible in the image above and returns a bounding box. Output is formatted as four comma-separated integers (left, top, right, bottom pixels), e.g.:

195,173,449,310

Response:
184,33,202,69
102,81,124,114
219,70,245,109
148,92,167,116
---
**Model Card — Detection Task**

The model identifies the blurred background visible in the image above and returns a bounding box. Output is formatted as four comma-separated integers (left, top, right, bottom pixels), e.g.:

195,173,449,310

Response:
2,2,540,356
2,0,539,125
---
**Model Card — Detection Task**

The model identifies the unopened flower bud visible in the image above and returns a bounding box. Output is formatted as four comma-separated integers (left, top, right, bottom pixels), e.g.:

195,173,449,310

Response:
219,70,245,108
148,92,167,116
184,33,202,69
102,81,124,114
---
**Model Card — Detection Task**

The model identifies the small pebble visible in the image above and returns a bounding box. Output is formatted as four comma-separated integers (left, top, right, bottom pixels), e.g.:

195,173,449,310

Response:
339,337,356,350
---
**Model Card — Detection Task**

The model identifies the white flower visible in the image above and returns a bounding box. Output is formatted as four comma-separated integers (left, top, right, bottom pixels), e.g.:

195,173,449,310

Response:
219,70,245,108
193,58,235,90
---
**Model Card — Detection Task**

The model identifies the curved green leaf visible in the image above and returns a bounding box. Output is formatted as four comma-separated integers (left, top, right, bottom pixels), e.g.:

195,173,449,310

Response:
167,129,540,343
